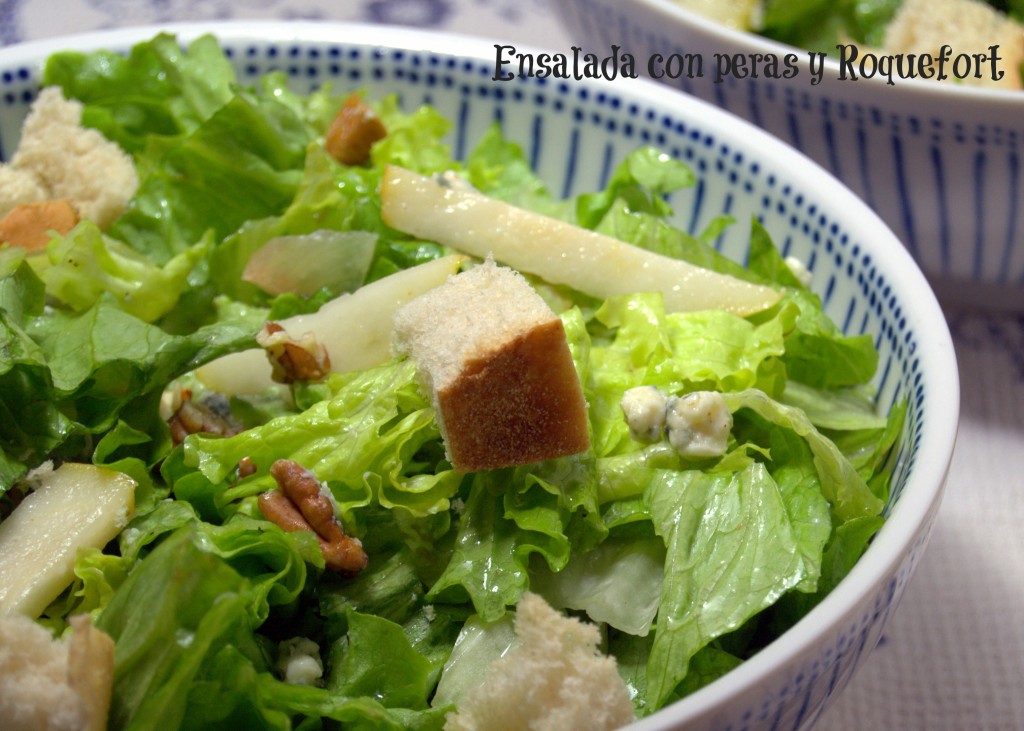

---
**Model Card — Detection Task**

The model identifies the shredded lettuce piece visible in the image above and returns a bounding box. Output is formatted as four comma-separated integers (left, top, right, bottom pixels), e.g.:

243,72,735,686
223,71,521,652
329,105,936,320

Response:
183,358,461,524
42,33,238,153
0,262,261,494
33,220,209,322
528,536,665,636
724,388,885,520
643,463,809,707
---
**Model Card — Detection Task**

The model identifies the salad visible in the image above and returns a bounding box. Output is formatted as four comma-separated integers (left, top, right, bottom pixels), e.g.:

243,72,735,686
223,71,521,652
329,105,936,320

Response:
0,31,905,730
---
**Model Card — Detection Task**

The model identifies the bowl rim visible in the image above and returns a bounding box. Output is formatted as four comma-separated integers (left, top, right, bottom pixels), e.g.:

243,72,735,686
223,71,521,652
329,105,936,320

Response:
0,19,961,728
622,0,1024,103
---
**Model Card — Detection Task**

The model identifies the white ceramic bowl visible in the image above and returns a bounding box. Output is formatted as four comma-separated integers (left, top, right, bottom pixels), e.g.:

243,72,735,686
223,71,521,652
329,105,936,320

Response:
0,21,958,731
554,0,1024,309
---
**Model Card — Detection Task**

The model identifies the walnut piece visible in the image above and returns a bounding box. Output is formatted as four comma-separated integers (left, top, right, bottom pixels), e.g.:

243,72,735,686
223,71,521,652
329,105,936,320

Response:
324,94,387,166
167,389,241,445
257,322,331,384
258,459,368,575
236,455,258,479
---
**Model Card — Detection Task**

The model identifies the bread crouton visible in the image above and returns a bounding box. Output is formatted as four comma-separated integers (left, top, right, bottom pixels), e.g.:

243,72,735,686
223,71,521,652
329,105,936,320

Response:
884,0,1024,88
392,258,590,473
0,165,48,219
443,593,636,731
8,86,137,229
0,613,115,731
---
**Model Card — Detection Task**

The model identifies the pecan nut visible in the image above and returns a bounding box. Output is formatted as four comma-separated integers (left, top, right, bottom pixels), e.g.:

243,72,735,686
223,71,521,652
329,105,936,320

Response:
325,94,387,166
258,459,368,575
167,388,241,445
236,455,258,479
257,322,331,384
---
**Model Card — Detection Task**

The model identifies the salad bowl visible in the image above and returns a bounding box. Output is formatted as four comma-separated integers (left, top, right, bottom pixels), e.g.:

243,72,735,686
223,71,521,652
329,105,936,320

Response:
0,21,958,731
554,0,1024,309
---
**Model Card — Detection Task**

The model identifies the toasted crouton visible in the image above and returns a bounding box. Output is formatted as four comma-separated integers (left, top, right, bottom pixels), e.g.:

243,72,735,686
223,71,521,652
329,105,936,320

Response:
325,94,387,166
0,613,115,731
392,258,590,472
443,593,636,731
10,87,137,228
0,165,48,219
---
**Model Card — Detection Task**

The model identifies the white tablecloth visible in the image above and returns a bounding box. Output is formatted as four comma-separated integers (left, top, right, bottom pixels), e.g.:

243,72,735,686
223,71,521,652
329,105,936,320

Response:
5,2,1022,729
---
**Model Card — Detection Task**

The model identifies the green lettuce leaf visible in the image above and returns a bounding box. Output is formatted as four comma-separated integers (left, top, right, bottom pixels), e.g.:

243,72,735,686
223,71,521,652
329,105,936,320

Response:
34,220,208,322
464,122,565,215
723,388,885,521
431,613,516,709
779,291,879,389
249,676,450,731
0,282,260,493
109,86,310,263
96,528,264,731
576,145,695,229
370,96,454,175
425,472,531,622
328,608,435,710
184,358,461,524
0,252,67,492
586,291,789,457
643,463,808,708
42,32,237,154
528,535,665,636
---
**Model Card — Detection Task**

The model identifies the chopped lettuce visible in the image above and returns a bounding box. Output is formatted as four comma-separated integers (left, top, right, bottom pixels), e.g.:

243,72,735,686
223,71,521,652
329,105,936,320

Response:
183,359,461,523
528,536,665,636
0,258,261,496
431,613,516,709
643,463,810,708
32,220,209,322
42,33,238,153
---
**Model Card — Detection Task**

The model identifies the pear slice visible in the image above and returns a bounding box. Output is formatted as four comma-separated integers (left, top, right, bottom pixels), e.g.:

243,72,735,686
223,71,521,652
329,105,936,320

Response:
196,253,464,396
0,462,136,617
242,229,377,297
379,166,782,316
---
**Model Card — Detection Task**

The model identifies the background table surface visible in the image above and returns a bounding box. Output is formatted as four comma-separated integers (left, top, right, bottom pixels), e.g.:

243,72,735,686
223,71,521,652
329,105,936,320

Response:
4,2,1022,730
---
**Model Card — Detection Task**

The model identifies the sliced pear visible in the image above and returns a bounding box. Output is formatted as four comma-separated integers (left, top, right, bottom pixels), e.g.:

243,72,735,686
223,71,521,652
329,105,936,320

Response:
379,166,782,317
196,254,465,396
242,229,377,297
0,462,136,617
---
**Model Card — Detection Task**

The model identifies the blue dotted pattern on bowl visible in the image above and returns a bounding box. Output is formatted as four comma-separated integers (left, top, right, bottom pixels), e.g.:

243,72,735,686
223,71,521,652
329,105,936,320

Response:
0,64,36,160
0,35,929,731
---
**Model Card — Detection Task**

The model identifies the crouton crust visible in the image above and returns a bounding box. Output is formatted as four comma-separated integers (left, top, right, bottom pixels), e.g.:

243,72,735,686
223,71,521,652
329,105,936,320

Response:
0,199,78,251
437,317,590,471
